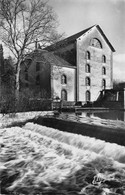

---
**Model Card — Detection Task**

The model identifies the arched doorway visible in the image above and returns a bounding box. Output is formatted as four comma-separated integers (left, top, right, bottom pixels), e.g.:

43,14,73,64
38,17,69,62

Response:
86,90,91,102
61,89,67,101
102,79,106,89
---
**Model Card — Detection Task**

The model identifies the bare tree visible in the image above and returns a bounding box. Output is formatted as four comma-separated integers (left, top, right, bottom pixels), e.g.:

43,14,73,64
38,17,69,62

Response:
0,0,63,100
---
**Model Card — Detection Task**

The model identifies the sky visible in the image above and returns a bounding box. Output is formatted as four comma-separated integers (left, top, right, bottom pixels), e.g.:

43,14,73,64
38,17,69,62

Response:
49,0,125,82
1,0,125,81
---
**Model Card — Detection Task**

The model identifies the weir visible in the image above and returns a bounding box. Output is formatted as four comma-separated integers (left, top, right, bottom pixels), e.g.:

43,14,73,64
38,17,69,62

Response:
33,115,125,146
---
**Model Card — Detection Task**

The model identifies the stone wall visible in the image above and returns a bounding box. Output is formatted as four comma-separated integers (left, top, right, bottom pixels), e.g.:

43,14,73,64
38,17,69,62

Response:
20,26,114,105
52,65,76,101
20,51,51,98
77,26,113,102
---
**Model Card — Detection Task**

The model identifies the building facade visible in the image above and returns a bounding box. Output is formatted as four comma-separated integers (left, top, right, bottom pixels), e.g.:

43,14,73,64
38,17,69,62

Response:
21,25,115,104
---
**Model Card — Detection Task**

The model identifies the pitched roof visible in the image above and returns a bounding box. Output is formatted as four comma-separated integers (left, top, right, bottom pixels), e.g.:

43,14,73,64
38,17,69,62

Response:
96,25,115,52
46,25,115,52
43,51,76,68
46,25,94,51
25,49,75,68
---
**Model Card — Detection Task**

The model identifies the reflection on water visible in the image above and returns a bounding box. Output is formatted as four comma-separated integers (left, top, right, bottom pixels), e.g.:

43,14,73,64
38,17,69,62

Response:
93,110,125,122
58,110,125,129
79,110,125,122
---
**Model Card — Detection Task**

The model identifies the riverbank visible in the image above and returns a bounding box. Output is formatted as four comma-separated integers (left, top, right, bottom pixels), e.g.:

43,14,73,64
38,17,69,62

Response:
0,111,53,128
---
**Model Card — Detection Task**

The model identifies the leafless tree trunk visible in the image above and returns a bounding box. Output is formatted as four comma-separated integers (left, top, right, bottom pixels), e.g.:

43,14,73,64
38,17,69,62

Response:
0,0,64,101
15,58,22,100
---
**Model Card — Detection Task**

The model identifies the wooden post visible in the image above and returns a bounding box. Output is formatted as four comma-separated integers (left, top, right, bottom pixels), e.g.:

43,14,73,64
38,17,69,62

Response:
116,91,119,101
124,88,125,110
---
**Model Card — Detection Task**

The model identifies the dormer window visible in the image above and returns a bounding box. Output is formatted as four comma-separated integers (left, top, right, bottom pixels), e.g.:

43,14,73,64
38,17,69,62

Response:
90,38,102,48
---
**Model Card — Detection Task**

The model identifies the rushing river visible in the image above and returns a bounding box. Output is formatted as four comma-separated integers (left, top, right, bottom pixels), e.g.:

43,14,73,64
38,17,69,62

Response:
0,112,125,194
1,123,125,195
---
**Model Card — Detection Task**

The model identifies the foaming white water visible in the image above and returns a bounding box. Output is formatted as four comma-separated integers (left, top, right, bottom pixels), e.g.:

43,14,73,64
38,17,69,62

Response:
0,111,53,128
1,125,125,194
0,127,101,193
24,123,125,164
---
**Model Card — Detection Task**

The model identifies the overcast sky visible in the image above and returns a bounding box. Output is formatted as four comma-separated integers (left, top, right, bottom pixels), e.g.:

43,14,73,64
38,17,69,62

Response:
49,0,125,81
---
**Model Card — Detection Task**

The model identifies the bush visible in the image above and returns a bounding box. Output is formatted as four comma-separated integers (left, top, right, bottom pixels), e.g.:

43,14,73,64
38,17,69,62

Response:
0,88,52,114
0,94,16,115
17,89,52,112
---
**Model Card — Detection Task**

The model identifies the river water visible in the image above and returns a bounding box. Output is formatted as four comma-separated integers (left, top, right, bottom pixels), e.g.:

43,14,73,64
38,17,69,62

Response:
54,110,125,130
1,123,125,195
83,110,125,122
60,110,125,122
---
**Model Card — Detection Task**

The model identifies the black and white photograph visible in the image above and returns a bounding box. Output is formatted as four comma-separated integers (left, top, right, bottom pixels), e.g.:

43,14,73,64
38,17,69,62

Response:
0,0,125,194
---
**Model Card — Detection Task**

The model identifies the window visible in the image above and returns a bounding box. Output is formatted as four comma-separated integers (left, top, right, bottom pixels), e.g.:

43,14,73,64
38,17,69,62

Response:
61,89,67,101
86,64,90,73
25,73,28,81
86,77,91,86
25,73,28,87
102,55,106,63
86,51,90,60
61,74,67,84
36,75,40,85
25,67,28,72
102,67,106,75
25,83,28,87
36,62,40,71
102,79,106,89
86,90,91,102
90,38,102,48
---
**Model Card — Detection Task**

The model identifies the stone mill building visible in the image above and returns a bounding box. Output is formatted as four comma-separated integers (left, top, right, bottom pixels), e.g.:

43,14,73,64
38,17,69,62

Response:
21,25,115,105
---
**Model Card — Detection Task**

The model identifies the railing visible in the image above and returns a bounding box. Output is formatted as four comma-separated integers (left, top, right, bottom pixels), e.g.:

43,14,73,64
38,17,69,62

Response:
52,101,76,110
62,101,75,107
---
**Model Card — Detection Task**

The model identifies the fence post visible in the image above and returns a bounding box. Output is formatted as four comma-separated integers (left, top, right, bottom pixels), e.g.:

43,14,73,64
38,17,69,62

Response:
124,88,125,110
